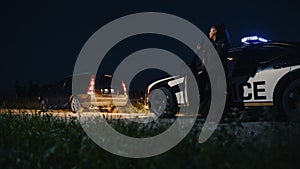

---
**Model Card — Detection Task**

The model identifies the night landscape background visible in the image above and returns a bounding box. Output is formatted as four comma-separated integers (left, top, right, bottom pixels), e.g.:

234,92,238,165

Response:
1,0,300,97
1,1,300,168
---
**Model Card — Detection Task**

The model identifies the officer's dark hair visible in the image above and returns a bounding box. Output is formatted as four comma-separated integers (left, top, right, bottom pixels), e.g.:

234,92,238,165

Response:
209,24,231,48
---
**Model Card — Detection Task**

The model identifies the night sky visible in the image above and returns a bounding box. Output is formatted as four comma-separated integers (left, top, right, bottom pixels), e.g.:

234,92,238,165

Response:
1,0,300,97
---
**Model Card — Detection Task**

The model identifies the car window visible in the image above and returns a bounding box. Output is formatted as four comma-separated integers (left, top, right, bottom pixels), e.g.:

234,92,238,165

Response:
257,45,286,63
287,47,300,66
95,75,123,95
232,46,286,77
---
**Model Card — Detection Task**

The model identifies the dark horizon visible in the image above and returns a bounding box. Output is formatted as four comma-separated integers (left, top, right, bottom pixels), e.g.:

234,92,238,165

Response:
2,0,300,97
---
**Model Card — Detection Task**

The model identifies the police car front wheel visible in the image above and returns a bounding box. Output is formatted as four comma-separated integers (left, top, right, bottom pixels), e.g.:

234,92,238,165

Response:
149,87,178,118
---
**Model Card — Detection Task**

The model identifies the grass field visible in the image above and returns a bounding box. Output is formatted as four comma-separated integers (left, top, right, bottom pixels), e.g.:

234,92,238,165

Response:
0,112,300,169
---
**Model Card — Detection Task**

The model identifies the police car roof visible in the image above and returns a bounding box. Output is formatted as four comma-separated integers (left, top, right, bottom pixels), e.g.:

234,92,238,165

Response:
230,41,300,51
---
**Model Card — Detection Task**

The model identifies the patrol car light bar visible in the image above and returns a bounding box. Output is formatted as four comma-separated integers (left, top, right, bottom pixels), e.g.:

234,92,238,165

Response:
241,36,269,44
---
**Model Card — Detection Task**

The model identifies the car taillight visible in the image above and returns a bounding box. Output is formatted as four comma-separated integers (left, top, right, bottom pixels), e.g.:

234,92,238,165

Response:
87,75,95,95
121,80,127,95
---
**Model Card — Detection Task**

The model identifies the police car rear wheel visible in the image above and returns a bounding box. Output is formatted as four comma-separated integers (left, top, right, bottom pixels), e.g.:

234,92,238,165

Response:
276,79,300,122
71,97,82,113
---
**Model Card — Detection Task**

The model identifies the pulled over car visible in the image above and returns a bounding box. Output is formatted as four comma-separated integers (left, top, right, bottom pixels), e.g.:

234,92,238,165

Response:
39,73,128,113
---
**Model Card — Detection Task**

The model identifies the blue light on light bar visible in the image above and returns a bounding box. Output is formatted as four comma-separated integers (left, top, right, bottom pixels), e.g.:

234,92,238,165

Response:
241,36,269,44
258,37,268,42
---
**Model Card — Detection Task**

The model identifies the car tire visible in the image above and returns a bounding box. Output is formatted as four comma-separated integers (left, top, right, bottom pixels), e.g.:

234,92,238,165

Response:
275,78,300,122
70,97,83,113
40,99,48,112
149,87,178,118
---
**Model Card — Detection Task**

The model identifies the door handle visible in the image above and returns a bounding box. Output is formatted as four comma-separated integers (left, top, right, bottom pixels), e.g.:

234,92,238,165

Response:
273,63,287,69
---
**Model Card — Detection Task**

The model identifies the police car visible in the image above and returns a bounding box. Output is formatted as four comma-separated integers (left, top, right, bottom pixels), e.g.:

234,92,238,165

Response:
145,36,300,121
